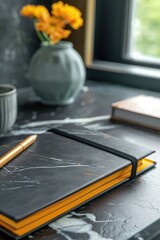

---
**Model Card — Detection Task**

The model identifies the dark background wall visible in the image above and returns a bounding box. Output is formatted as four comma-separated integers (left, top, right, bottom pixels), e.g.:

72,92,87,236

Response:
0,0,51,88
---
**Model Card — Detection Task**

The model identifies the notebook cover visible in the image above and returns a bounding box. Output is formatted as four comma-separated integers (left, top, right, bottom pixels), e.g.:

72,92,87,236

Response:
50,124,154,161
0,125,156,238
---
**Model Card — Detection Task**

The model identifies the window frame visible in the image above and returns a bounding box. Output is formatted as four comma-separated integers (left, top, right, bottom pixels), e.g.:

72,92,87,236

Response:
66,0,160,91
87,0,160,91
64,0,95,63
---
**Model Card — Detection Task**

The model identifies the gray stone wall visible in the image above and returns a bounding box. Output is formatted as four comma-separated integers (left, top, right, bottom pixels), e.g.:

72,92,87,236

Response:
0,0,51,88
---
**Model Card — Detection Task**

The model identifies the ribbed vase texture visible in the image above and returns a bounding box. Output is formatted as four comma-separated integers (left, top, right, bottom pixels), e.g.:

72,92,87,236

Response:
0,86,17,133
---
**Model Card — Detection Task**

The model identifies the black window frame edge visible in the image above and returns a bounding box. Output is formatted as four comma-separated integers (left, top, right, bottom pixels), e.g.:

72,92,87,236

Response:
86,0,160,92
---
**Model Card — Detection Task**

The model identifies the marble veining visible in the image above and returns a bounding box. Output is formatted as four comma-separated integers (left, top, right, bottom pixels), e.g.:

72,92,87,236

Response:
26,153,80,166
0,115,113,137
11,164,97,173
2,184,36,191
85,123,120,131
0,129,46,137
0,150,106,192
1,163,40,191
0,81,160,239
49,212,113,240
64,129,107,136
20,115,110,128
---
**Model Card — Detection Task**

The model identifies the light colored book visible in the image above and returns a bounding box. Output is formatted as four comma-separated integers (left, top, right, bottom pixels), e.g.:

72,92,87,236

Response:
111,95,160,130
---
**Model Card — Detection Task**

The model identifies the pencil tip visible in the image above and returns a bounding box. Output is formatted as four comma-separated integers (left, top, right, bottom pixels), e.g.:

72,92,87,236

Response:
32,135,37,141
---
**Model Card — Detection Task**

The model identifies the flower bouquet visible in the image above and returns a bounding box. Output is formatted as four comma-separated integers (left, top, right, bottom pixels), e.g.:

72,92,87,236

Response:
20,1,83,44
20,1,86,105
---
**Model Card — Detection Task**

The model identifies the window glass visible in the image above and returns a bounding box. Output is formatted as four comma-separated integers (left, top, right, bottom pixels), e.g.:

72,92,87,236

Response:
130,0,160,61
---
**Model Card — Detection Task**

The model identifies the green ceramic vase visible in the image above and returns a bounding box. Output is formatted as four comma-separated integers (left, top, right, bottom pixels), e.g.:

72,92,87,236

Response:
29,41,86,105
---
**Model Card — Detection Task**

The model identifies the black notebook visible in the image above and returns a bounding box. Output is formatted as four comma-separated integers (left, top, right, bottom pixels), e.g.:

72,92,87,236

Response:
0,124,156,239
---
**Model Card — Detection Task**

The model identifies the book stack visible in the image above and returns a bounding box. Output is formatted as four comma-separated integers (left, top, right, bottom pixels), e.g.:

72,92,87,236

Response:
111,95,160,130
0,125,156,239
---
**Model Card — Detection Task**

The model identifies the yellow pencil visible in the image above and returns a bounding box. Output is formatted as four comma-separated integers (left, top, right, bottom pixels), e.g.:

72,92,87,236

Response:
0,135,37,168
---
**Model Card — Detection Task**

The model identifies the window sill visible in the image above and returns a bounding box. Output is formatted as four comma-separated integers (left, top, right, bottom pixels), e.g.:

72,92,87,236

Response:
87,61,160,91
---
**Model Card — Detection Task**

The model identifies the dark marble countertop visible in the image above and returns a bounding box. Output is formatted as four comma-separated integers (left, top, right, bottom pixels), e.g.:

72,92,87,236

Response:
0,80,160,240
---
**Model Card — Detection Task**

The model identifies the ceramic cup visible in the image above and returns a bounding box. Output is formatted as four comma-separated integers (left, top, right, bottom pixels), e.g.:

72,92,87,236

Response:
0,85,17,133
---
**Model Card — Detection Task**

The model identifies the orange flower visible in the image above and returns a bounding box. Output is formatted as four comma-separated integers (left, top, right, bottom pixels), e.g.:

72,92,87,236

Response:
51,1,64,18
70,17,83,30
49,28,71,44
20,5,37,18
20,5,50,21
36,18,71,44
35,5,50,21
51,1,83,29
50,16,65,28
36,20,51,33
20,2,83,44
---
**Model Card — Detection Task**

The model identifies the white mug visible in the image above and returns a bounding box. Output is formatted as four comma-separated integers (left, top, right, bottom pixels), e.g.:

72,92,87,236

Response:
0,85,17,133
